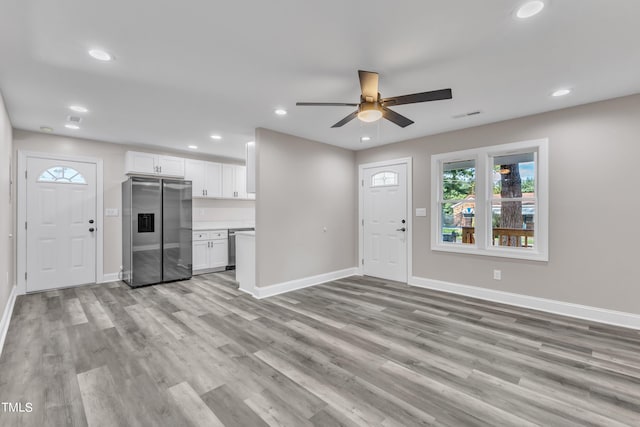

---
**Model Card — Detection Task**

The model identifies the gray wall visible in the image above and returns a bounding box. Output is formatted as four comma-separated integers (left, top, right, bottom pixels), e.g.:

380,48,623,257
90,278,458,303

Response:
255,128,357,287
357,93,640,315
12,129,250,278
0,92,13,316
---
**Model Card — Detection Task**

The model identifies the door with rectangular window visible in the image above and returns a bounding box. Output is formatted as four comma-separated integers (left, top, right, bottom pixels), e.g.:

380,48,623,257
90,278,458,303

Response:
26,157,97,292
362,163,408,282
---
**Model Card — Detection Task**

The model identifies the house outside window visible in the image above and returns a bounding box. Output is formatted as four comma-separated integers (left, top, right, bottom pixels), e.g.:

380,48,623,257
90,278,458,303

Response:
431,138,549,261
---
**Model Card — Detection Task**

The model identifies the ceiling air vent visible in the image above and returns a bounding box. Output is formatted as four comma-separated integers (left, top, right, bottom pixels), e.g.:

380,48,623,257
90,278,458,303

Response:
452,111,481,119
67,115,82,123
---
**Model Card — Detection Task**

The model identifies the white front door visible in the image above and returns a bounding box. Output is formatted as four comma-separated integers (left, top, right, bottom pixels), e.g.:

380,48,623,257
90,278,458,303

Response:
363,163,408,282
26,157,97,292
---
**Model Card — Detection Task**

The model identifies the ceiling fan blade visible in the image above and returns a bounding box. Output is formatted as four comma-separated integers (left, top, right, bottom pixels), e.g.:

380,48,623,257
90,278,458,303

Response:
381,88,452,107
382,107,414,128
358,70,379,101
296,102,359,107
331,111,359,128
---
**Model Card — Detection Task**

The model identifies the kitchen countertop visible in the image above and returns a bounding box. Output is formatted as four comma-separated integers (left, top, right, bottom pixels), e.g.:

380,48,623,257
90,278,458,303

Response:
234,231,255,237
193,221,255,231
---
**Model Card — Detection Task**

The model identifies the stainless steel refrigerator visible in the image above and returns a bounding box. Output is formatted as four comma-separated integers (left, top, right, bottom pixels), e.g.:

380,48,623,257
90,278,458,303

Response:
122,177,192,287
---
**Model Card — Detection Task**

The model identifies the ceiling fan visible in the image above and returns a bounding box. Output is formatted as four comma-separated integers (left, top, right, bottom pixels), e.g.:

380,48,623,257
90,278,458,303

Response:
296,70,452,128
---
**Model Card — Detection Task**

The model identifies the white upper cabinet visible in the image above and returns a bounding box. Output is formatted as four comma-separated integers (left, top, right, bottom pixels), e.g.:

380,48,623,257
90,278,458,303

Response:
246,142,256,194
235,165,247,199
185,159,222,198
222,164,249,199
205,162,222,198
158,155,185,177
126,151,251,200
222,164,235,198
125,151,185,177
184,159,205,197
125,151,156,175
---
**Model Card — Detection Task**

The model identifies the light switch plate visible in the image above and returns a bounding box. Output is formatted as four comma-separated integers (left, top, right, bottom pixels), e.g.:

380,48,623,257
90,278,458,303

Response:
415,208,427,217
105,208,119,217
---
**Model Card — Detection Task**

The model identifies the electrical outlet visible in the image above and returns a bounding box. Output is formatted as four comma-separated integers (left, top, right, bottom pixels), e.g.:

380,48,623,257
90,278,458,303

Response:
493,269,501,280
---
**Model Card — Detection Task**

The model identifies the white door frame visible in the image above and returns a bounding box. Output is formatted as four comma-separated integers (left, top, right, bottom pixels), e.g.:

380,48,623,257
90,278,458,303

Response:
17,150,104,294
358,157,413,282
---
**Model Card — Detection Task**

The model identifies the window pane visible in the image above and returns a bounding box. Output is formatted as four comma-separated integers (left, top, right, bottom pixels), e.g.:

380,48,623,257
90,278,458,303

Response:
493,152,535,197
443,160,475,201
491,200,535,248
440,201,475,244
371,171,398,187
37,166,87,184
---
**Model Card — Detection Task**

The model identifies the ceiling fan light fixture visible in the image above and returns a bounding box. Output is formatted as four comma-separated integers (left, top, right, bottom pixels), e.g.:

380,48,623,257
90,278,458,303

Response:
357,103,383,123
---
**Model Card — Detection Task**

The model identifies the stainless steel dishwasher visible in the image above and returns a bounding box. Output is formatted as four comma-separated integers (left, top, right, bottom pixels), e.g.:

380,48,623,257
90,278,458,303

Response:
227,227,254,269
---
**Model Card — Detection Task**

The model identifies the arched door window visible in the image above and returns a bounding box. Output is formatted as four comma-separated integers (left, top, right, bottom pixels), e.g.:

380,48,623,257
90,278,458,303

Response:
37,166,87,184
371,171,398,187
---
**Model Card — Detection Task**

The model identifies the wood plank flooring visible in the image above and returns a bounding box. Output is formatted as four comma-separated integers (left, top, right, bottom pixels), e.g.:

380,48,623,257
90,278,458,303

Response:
1,273,640,426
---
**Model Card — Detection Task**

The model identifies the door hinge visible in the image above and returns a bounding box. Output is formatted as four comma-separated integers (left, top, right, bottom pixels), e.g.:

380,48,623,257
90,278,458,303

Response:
361,179,364,187
24,170,28,179
25,221,27,230
24,272,27,280
361,259,364,265
361,219,364,226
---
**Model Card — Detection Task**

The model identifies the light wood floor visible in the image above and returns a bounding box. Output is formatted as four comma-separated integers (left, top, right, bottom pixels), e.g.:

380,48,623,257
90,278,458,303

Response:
1,274,640,426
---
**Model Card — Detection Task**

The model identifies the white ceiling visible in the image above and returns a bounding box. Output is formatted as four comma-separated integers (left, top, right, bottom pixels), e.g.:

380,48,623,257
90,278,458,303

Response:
1,1,639,160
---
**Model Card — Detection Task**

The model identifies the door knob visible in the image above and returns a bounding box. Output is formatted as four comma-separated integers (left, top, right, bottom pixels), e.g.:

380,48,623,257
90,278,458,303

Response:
89,219,94,224
396,227,406,232
89,228,95,232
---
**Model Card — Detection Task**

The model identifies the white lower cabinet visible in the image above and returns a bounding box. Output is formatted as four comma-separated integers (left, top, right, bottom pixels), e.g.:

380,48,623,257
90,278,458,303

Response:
192,240,210,271
193,230,228,274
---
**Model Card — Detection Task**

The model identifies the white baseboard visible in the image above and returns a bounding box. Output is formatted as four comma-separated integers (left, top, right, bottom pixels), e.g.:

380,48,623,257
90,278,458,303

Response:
409,276,640,330
254,267,359,299
99,272,120,284
0,285,18,357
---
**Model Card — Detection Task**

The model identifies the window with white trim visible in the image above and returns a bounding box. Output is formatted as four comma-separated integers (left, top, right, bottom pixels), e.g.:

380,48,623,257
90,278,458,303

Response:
431,139,548,261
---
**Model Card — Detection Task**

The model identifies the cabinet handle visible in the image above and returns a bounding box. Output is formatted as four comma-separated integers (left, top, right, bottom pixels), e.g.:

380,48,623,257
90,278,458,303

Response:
205,189,208,196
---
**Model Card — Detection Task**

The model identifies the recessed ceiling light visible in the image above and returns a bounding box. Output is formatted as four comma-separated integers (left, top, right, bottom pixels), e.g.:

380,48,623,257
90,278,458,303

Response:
69,105,89,113
40,126,53,132
552,88,571,97
516,1,545,19
188,145,198,149
360,136,371,142
210,134,222,140
274,109,287,116
65,124,80,130
88,49,113,61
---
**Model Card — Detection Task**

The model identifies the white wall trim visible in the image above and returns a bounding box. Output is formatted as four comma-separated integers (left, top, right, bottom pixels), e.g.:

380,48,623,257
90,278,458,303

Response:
17,151,105,294
99,272,120,284
358,157,413,283
253,267,358,299
0,285,17,356
409,275,640,330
